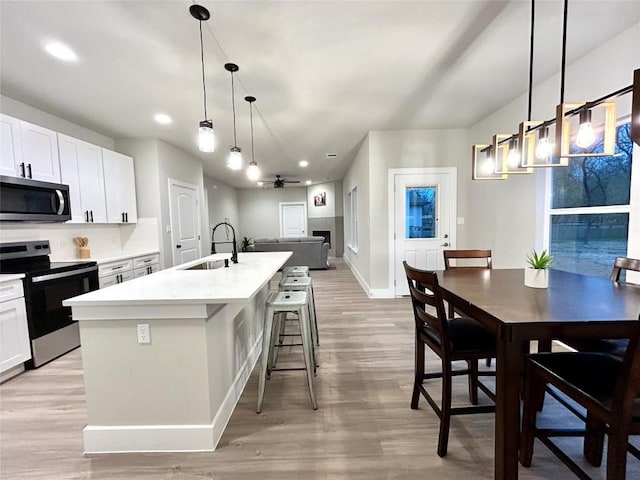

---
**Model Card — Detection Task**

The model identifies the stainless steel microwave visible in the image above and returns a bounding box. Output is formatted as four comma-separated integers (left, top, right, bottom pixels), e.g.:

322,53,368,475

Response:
0,175,71,222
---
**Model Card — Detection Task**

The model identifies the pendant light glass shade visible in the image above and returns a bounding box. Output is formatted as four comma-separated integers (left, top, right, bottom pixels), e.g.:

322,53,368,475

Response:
493,134,532,175
555,101,616,157
535,126,552,160
190,5,215,153
228,146,242,170
247,161,260,181
575,109,595,148
198,120,215,152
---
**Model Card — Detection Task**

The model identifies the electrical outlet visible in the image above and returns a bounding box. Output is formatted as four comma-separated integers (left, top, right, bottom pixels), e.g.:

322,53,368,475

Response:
137,324,151,344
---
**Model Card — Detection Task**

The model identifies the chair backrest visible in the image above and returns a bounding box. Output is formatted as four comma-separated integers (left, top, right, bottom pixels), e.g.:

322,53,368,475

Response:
403,261,450,350
610,256,640,282
443,249,492,270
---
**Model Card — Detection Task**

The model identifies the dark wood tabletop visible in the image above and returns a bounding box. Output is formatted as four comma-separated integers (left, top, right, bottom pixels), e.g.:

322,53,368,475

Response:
437,268,640,480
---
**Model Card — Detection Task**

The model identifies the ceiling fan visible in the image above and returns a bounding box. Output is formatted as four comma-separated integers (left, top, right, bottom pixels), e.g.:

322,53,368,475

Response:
261,175,301,188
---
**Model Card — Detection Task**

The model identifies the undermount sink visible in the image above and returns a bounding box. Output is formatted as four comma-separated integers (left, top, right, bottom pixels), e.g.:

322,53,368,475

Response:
184,260,227,271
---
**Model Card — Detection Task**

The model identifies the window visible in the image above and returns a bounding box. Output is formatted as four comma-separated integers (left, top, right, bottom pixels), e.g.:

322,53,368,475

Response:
405,186,437,239
347,186,358,252
546,122,633,279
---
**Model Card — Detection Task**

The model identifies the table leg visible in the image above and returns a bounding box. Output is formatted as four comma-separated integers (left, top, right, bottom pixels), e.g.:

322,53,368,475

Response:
495,326,524,480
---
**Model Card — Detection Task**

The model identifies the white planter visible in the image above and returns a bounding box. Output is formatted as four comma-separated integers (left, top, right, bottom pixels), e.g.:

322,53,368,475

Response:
524,268,548,288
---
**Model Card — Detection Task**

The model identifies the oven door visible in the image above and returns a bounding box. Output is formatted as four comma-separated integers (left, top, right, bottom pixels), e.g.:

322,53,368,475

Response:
25,265,98,340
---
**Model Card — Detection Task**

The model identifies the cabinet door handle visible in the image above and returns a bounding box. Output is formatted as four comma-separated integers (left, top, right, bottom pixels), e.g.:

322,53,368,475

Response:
125,212,128,223
27,163,32,178
121,212,125,223
20,162,26,177
90,210,94,222
85,211,89,222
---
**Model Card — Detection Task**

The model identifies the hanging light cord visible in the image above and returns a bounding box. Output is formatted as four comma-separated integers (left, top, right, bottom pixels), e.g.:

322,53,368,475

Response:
560,0,568,104
199,20,207,120
527,0,535,121
250,102,255,161
231,72,237,146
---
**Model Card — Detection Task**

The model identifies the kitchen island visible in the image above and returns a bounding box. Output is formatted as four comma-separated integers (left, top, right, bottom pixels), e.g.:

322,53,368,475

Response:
64,251,291,454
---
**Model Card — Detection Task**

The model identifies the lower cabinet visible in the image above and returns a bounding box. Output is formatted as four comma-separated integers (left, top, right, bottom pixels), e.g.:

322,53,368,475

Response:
99,253,160,288
0,280,31,378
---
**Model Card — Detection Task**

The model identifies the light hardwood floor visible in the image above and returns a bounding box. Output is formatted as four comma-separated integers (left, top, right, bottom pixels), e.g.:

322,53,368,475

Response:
1,258,638,479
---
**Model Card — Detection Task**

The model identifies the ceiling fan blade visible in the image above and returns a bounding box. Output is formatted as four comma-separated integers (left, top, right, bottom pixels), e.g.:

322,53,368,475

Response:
284,180,301,183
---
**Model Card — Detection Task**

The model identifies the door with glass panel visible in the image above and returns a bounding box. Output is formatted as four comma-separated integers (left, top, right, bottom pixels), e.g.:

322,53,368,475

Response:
394,172,454,296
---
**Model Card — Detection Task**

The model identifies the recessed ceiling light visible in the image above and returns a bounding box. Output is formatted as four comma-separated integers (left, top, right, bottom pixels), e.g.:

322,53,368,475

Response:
154,113,172,124
299,160,309,167
305,180,312,185
44,41,78,62
257,181,264,187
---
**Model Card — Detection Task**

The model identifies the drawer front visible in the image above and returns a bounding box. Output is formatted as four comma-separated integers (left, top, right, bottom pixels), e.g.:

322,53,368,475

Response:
99,270,135,288
0,279,24,303
133,254,160,269
133,263,160,278
99,259,133,277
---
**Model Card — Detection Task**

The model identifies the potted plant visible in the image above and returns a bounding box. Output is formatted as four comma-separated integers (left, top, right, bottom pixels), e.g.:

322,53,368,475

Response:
241,236,253,252
524,249,552,288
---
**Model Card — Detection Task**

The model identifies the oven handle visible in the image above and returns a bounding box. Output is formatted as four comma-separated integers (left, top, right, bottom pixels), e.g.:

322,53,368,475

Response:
31,265,97,283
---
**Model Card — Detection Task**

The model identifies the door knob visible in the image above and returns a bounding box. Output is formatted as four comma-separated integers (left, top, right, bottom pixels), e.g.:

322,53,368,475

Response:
176,244,182,248
441,242,449,247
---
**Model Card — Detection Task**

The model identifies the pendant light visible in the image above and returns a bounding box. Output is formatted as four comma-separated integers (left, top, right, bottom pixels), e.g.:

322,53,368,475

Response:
244,96,261,181
225,63,242,170
190,5,214,153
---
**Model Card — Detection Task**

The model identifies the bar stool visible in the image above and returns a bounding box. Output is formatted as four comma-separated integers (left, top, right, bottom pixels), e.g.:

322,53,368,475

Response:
282,265,309,277
279,275,319,348
257,291,317,412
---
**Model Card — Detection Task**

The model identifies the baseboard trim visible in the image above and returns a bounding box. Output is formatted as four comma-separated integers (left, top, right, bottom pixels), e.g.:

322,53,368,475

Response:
369,288,395,298
343,255,371,297
83,332,263,454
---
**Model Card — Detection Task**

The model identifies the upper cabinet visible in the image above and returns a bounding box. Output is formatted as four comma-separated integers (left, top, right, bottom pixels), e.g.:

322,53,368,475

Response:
102,149,137,224
0,114,60,183
0,114,23,177
58,134,107,223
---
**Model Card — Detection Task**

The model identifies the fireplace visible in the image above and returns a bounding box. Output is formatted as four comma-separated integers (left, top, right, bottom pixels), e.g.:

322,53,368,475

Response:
312,230,331,247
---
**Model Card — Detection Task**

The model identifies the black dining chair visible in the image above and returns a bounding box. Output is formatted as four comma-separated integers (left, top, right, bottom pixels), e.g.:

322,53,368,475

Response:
403,261,496,457
519,322,640,479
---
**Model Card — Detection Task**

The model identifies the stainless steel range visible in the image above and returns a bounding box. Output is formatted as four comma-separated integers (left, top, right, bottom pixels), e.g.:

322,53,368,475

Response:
0,241,98,367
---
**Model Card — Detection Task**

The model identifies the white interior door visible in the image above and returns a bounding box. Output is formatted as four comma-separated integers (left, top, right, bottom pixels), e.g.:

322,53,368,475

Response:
393,170,456,296
280,202,307,237
169,179,201,266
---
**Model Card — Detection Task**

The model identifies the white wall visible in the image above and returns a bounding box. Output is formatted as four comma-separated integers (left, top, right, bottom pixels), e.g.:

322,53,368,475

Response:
204,175,239,238
238,187,307,240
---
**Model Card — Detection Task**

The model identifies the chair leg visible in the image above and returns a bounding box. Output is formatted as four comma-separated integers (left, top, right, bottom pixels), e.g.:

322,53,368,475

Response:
467,358,479,405
606,426,630,480
584,412,605,467
519,364,544,467
257,306,275,413
298,306,318,410
411,335,424,409
438,359,453,457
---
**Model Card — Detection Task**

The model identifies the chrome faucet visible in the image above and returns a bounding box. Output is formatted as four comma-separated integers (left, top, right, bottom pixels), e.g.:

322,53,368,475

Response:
210,221,238,264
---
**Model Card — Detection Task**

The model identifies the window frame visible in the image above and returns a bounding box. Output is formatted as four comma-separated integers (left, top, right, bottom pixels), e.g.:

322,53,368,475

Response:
542,118,638,278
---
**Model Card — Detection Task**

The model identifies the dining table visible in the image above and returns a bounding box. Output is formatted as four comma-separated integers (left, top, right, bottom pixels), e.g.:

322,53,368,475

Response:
437,268,640,480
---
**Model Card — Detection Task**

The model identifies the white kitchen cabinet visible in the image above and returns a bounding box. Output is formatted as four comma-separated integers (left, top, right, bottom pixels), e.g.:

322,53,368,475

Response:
102,149,137,224
58,134,107,223
133,253,161,278
98,253,159,288
19,120,60,183
0,279,31,377
0,113,23,177
0,114,60,182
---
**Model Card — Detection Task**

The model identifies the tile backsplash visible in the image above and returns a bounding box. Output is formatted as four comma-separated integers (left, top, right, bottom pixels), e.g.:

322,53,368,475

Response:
0,217,159,261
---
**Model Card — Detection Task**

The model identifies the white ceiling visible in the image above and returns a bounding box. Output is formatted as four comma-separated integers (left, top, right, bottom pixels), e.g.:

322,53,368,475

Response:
1,1,638,188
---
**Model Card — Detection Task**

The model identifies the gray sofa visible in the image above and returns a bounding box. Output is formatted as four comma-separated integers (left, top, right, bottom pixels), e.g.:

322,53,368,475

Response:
248,236,330,269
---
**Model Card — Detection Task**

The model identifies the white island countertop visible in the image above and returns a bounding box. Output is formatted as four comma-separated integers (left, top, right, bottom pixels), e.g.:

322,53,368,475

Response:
63,251,291,307
0,273,25,284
